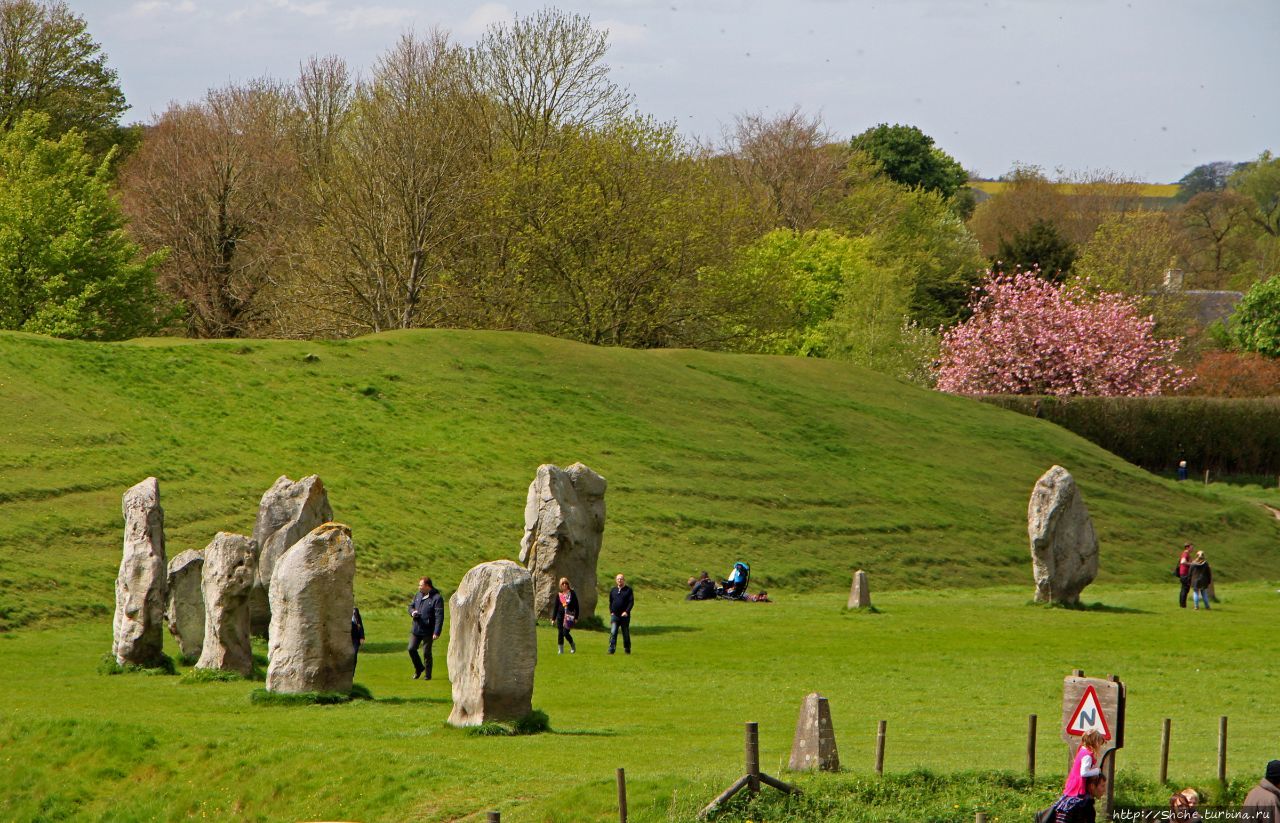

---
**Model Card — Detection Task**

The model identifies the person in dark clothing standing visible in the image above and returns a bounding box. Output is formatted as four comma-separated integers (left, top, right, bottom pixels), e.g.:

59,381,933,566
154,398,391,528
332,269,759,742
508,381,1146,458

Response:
552,577,579,655
1177,543,1193,608
1189,551,1212,611
408,577,444,679
351,606,365,668
608,572,633,655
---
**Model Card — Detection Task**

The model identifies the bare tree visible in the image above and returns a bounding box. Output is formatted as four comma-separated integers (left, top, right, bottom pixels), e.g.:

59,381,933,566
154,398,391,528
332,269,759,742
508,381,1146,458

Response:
1176,190,1257,289
303,30,486,334
118,79,303,337
723,106,848,230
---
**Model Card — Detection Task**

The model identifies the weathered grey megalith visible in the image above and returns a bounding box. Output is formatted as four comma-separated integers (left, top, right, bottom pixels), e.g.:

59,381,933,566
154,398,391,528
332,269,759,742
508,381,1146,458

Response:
519,463,606,620
789,692,840,772
447,560,537,727
113,477,168,666
1028,465,1099,605
196,533,257,677
266,522,355,694
847,569,871,609
249,474,333,636
165,549,205,660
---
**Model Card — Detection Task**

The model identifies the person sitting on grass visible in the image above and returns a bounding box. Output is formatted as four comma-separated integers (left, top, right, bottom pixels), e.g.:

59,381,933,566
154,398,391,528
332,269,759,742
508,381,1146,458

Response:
686,572,716,601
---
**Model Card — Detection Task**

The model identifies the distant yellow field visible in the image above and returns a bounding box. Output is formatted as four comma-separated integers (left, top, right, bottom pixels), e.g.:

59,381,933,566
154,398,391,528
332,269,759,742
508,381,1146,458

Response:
969,180,1180,197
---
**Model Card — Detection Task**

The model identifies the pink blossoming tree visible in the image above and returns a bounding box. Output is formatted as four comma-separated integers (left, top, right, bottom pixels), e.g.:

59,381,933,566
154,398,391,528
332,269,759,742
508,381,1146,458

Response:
935,271,1188,396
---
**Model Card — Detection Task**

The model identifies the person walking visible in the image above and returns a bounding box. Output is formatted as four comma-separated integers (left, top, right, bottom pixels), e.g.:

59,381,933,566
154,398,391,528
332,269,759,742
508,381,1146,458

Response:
1242,760,1280,823
552,577,579,655
351,605,365,669
407,576,444,679
1189,551,1212,611
1177,543,1194,608
608,572,633,655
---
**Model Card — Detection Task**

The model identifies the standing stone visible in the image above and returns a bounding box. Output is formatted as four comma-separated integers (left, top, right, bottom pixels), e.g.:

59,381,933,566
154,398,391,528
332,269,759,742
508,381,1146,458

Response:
165,549,205,660
519,463,606,620
113,477,168,666
847,570,871,609
447,560,537,727
249,474,333,636
1028,466,1099,605
789,692,840,772
266,522,355,694
196,533,257,677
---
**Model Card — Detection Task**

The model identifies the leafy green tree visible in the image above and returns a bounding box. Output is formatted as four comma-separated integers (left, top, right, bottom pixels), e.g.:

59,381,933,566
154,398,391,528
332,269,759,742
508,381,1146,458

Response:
0,0,128,155
849,123,967,200
1175,161,1239,202
0,112,165,339
1232,274,1280,358
1230,150,1280,237
995,219,1077,280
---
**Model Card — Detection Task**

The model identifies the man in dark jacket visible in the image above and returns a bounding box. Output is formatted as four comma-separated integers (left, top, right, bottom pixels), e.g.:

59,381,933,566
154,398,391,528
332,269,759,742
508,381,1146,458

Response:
608,572,633,655
408,577,444,679
351,606,365,669
1243,760,1280,823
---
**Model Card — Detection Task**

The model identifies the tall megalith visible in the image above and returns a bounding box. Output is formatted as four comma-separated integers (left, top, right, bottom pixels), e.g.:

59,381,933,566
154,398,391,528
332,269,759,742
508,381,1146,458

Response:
447,560,536,727
249,475,333,636
196,533,257,677
1028,465,1099,605
113,477,168,666
165,549,205,660
519,463,606,620
266,522,355,694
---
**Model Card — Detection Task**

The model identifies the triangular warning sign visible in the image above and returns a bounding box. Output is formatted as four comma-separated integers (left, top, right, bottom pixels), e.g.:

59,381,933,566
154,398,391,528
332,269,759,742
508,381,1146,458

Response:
1067,684,1112,739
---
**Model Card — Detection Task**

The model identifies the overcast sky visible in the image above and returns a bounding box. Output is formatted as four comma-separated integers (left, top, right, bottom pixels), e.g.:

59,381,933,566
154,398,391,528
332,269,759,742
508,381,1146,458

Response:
73,0,1278,183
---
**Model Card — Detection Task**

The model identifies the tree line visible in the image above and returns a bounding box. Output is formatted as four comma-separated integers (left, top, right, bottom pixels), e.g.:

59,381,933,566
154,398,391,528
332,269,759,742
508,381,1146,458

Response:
2,0,1278,395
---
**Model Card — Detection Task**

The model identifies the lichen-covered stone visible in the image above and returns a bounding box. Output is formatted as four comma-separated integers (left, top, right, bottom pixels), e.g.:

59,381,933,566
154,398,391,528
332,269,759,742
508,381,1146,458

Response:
165,549,205,660
249,474,333,636
196,533,257,676
447,560,536,727
519,463,606,620
1029,465,1099,605
113,477,167,666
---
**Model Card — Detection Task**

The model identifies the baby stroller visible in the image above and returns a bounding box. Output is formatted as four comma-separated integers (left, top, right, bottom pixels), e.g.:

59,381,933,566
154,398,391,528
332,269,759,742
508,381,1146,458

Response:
717,562,751,600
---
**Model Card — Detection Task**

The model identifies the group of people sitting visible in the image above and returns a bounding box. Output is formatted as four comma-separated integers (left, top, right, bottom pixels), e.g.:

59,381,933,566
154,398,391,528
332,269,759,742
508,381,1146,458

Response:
685,563,770,602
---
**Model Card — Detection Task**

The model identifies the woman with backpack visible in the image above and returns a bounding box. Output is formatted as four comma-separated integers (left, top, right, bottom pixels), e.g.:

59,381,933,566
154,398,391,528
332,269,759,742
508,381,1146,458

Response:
553,577,579,654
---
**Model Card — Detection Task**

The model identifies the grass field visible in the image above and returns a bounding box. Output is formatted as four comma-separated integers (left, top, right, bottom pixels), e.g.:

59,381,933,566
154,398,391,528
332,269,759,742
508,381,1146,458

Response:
1,329,1278,821
2,586,1277,821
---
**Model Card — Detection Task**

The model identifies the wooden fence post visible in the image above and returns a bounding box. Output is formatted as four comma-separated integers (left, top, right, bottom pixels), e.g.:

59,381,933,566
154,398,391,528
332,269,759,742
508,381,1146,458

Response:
1159,718,1171,785
617,767,628,823
746,722,760,794
487,813,500,823
1218,716,1228,783
1027,714,1037,779
875,720,887,776
976,813,988,823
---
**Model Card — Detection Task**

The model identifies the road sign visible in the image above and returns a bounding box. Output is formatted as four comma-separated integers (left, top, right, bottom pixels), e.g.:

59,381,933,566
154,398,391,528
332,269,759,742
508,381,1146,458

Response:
1066,684,1112,739
1061,673,1125,757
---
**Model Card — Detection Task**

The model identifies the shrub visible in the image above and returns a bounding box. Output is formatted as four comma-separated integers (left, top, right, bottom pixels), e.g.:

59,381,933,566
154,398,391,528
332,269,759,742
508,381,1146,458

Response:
1182,351,1280,397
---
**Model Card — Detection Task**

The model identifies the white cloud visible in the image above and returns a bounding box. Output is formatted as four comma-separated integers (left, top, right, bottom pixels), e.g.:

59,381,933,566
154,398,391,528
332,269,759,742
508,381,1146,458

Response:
268,0,331,16
129,0,196,16
334,5,419,30
456,3,514,37
596,18,647,46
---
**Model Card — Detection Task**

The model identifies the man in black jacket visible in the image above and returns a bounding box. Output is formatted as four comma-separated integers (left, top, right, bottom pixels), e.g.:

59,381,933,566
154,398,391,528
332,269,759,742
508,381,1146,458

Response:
408,577,444,679
608,573,634,655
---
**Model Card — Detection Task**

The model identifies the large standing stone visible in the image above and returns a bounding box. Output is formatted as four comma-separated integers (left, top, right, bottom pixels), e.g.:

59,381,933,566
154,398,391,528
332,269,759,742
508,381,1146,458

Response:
847,570,871,609
789,692,840,772
266,522,355,694
447,560,537,727
165,549,205,660
249,475,333,636
519,463,606,620
196,533,257,677
1028,466,1099,605
113,477,168,666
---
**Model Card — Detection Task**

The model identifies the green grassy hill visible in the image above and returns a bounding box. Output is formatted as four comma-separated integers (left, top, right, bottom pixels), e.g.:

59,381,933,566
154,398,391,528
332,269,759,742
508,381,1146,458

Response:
1,329,1276,631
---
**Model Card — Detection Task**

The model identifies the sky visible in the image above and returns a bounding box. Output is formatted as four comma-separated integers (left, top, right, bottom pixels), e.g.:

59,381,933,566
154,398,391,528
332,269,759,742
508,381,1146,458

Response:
72,0,1279,183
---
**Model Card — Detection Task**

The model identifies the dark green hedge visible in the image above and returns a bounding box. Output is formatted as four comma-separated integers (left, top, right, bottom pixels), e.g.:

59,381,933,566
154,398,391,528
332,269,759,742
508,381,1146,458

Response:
978,395,1280,477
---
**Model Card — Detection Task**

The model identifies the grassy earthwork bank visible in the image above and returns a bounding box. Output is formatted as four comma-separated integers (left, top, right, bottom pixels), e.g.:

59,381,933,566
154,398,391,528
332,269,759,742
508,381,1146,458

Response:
0,328,1278,820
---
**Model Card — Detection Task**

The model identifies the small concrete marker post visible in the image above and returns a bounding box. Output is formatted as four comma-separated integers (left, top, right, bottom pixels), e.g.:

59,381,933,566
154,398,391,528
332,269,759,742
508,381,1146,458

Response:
847,570,871,609
789,692,840,772
1062,670,1125,821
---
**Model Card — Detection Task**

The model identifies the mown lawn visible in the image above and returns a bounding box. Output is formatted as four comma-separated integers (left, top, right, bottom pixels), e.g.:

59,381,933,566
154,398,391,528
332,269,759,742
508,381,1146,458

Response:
2,584,1276,822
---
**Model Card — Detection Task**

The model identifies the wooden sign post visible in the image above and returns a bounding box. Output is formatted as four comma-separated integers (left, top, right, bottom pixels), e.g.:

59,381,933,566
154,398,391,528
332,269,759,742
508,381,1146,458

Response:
1061,671,1125,820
